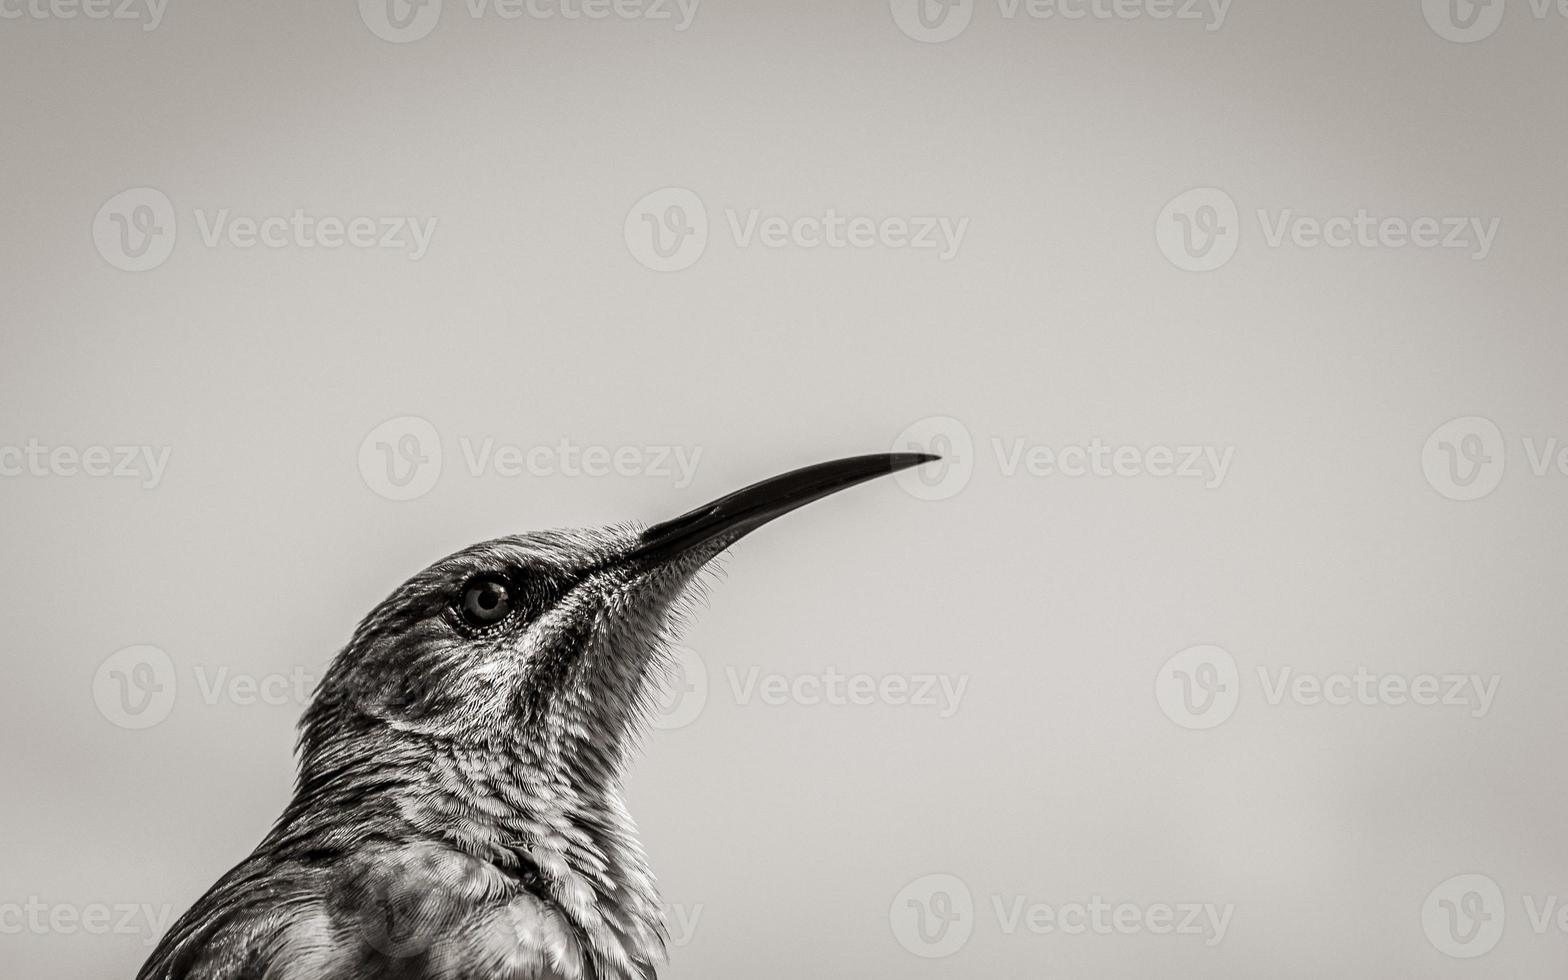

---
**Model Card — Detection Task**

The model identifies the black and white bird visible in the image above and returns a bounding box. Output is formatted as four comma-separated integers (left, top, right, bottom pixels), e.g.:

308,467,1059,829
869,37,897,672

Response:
138,453,936,980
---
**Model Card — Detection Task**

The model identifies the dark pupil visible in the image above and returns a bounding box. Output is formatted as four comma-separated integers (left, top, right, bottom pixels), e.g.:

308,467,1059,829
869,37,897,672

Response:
464,580,511,624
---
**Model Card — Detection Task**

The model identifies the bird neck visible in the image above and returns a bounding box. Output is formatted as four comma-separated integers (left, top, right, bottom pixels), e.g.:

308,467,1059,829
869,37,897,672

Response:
419,736,669,978
289,727,666,978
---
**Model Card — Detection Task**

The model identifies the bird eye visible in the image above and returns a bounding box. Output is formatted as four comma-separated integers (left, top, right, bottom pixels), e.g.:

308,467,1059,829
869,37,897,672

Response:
458,576,514,629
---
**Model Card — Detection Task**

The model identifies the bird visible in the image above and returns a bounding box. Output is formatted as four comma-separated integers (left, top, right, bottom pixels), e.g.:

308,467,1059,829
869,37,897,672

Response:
137,452,937,980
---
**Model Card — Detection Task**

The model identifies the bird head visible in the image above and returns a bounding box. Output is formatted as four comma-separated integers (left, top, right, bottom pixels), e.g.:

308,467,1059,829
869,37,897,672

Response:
296,454,934,789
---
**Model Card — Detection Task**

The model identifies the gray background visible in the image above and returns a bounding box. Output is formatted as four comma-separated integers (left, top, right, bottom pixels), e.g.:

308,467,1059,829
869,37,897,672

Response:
4,0,1568,976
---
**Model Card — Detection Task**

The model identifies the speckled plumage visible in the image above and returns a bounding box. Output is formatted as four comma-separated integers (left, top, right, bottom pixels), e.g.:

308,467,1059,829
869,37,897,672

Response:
139,525,726,980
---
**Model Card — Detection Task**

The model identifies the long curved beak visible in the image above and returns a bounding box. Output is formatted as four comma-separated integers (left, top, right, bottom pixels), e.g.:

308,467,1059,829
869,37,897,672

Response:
628,453,938,563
